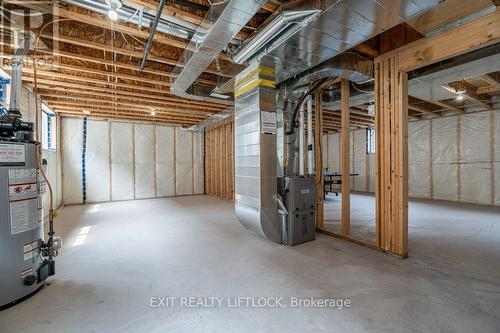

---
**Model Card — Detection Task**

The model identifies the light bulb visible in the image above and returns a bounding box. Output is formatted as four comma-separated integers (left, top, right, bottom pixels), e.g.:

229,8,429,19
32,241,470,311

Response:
150,111,156,116
108,9,119,21
456,94,464,102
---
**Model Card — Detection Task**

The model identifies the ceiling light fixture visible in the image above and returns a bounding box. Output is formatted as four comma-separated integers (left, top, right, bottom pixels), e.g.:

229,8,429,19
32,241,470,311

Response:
82,110,91,115
456,88,466,102
105,0,122,21
150,108,156,116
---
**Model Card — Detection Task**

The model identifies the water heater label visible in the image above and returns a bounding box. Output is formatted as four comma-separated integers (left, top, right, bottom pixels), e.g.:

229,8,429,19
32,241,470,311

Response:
8,169,42,235
0,143,25,165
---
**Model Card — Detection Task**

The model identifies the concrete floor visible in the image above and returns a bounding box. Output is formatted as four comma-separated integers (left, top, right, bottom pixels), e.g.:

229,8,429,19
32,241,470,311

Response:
1,195,500,333
324,192,376,242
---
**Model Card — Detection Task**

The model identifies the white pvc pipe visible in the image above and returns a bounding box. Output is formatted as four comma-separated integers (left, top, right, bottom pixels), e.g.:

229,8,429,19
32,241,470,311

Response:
299,102,305,176
307,95,314,175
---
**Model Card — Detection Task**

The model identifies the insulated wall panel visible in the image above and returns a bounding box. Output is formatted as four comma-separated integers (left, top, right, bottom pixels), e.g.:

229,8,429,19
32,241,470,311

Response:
175,129,193,195
496,162,500,206
460,112,491,204
327,133,340,172
322,134,328,168
135,124,155,199
62,118,83,204
86,120,110,203
495,110,500,205
193,131,204,194
156,126,175,197
432,117,458,201
111,122,134,201
408,120,431,198
353,129,366,192
368,153,375,193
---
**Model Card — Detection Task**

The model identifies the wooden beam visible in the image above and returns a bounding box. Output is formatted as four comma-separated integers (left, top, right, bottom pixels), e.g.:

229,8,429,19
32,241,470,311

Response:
477,83,500,94
22,78,227,109
37,89,221,112
407,104,439,116
262,2,279,12
35,87,223,112
353,43,379,58
0,51,217,86
59,112,194,126
127,0,204,25
127,0,248,40
314,91,324,229
448,81,494,110
398,10,500,72
42,96,211,116
35,32,227,77
340,78,350,236
477,75,500,94
406,0,493,34
422,98,465,114
374,53,408,257
19,73,231,108
56,108,198,124
48,102,201,120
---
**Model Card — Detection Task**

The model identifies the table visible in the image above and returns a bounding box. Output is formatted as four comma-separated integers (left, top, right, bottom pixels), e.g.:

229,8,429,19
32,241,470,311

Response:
323,171,359,197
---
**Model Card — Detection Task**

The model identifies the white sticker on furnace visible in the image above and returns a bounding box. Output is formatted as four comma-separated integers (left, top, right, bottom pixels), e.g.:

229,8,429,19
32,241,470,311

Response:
0,143,25,163
261,111,276,135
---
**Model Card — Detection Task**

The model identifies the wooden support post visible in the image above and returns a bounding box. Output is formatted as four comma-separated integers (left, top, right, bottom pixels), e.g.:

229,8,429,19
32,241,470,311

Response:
374,54,408,257
340,78,351,236
314,90,324,229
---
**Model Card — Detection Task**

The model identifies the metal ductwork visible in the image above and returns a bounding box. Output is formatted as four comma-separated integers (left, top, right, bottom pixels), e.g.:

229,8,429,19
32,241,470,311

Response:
233,0,441,85
233,62,282,242
170,0,266,102
230,0,444,245
232,10,322,65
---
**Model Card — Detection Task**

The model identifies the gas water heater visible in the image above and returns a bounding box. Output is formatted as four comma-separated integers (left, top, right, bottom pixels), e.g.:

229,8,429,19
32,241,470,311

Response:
0,33,60,309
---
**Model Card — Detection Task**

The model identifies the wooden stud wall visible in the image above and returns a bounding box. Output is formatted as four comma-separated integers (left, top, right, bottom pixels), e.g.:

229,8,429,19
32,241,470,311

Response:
372,10,499,257
374,53,409,257
205,119,234,201
314,91,324,229
340,78,351,236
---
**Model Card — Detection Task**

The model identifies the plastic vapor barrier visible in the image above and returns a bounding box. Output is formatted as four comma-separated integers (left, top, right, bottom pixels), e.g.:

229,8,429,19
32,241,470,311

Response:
111,122,134,201
322,134,328,168
156,126,175,197
175,129,193,196
135,124,155,199
61,117,83,204
460,112,491,204
495,110,500,205
408,120,431,198
353,129,366,192
62,119,202,204
320,110,499,206
86,120,110,203
432,116,459,201
193,131,204,195
327,133,340,173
